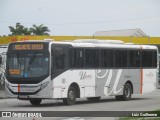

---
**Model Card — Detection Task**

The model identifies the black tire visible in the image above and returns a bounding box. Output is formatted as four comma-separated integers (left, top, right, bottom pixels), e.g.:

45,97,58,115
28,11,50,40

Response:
29,98,42,105
63,86,76,105
87,97,101,102
115,83,132,101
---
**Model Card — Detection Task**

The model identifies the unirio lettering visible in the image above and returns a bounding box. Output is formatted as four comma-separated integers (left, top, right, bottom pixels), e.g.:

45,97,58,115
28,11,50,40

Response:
79,71,92,80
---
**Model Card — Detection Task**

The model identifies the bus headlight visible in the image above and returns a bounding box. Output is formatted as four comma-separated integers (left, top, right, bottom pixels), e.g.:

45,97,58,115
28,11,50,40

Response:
40,81,49,90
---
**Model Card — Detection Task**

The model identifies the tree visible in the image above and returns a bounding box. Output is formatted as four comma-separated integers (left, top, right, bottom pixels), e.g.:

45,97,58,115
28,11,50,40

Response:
9,23,31,36
29,24,50,35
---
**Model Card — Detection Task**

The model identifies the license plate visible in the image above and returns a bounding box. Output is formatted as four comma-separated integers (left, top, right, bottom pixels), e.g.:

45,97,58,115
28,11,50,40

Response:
19,95,28,98
20,88,36,92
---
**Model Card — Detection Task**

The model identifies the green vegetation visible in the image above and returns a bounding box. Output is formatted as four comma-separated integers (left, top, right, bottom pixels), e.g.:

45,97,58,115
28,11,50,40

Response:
9,23,50,36
29,24,50,35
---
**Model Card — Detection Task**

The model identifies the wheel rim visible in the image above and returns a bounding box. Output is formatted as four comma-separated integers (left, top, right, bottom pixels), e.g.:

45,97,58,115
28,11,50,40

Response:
68,90,75,100
125,87,130,98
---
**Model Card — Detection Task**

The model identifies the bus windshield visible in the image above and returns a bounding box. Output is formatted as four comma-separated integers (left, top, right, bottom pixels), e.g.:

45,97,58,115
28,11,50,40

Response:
7,53,49,78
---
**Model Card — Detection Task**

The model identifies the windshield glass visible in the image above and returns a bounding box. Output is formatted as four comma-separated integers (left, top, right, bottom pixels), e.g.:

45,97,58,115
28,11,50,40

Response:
7,53,49,78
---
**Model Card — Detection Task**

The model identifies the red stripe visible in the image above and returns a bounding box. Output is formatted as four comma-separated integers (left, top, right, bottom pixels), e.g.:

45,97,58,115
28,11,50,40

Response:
18,84,20,92
140,68,143,94
140,45,143,94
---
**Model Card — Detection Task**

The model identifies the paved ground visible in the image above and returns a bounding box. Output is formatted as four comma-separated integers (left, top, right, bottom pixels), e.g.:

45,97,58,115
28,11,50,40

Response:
0,89,160,120
0,89,5,98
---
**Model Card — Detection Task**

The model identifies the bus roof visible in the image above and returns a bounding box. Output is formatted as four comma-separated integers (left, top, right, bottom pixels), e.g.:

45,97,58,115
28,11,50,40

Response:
9,39,158,50
51,41,157,50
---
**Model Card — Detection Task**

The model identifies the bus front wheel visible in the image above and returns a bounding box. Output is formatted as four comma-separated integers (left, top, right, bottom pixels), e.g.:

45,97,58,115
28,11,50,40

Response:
63,86,76,105
29,98,42,105
115,83,132,101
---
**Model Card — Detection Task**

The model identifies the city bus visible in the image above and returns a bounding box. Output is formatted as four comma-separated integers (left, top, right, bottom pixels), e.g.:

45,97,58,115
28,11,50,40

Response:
5,39,158,105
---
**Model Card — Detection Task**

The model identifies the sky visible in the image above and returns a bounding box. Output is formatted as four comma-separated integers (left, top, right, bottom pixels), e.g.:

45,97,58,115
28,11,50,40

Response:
0,0,160,36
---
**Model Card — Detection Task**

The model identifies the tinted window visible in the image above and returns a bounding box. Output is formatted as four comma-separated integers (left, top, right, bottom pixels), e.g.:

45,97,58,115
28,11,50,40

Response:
115,50,127,67
85,49,93,68
70,49,84,68
128,50,140,67
142,50,157,68
92,49,99,68
100,49,114,68
52,47,65,69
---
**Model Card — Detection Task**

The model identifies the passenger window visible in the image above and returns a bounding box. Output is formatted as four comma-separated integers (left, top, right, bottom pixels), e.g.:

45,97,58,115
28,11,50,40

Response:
70,49,84,68
100,49,114,68
85,49,92,68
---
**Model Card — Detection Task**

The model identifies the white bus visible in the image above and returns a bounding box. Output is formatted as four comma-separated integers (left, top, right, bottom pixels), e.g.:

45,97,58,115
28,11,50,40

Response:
5,40,158,105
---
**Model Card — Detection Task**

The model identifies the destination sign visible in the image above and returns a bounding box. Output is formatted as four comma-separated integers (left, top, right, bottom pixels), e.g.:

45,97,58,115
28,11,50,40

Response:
9,69,20,75
13,44,44,50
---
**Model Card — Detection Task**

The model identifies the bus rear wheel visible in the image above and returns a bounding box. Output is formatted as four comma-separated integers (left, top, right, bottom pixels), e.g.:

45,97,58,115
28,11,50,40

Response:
87,97,101,102
29,98,42,105
63,86,76,105
115,83,132,101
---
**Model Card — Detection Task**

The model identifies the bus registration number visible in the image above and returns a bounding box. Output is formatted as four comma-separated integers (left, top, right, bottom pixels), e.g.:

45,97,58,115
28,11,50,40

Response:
20,87,36,92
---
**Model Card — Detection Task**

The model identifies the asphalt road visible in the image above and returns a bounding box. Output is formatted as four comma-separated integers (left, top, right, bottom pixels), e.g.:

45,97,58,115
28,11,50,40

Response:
0,89,160,120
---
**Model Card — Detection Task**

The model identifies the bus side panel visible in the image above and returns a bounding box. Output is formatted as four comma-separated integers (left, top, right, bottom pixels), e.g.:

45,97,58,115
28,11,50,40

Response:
53,70,97,98
96,69,141,97
109,69,124,96
53,72,68,98
83,70,95,97
66,70,85,98
52,68,156,99
37,77,53,98
95,69,119,96
115,69,141,95
142,69,157,93
52,70,85,98
66,70,95,98
96,69,126,96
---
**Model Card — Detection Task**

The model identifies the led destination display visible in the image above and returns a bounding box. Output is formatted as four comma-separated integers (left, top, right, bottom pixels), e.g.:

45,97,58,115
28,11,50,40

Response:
12,44,44,50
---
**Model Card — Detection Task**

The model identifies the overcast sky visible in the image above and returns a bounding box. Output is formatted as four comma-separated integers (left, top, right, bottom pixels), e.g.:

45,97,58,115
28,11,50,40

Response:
0,0,160,36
